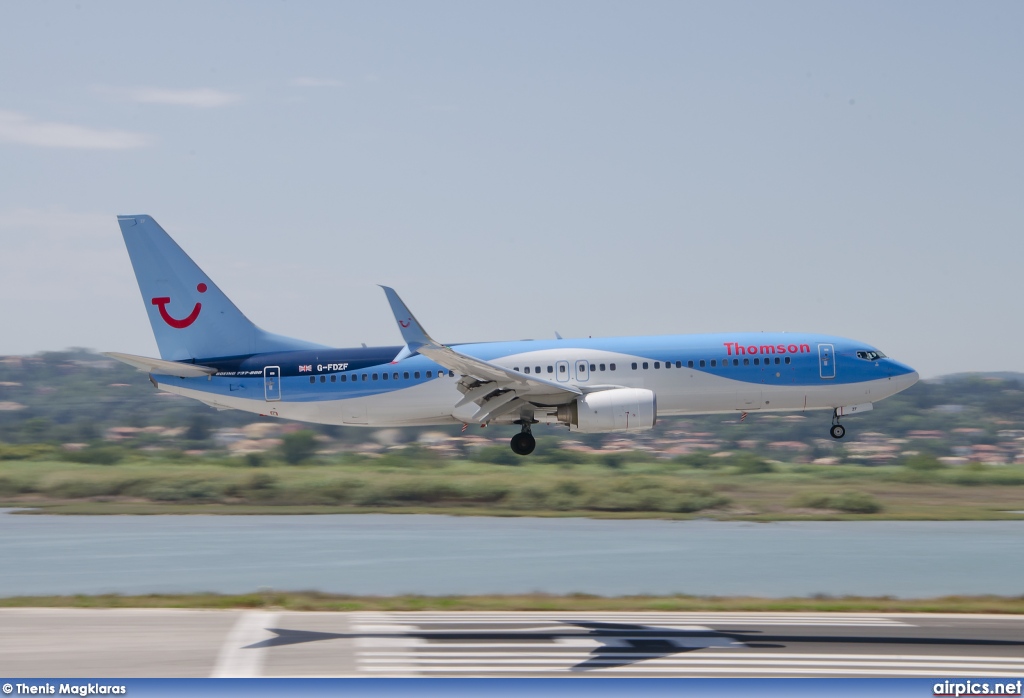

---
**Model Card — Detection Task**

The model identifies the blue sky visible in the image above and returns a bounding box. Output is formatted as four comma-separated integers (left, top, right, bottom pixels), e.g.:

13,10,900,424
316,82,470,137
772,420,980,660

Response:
0,2,1021,377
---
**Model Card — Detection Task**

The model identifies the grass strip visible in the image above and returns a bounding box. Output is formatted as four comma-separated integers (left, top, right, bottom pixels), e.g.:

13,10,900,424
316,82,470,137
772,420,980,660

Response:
2,592,1023,614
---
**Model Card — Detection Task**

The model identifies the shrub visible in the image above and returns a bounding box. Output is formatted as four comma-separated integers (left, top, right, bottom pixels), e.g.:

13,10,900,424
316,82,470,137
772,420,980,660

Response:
473,446,521,466
905,453,944,471
601,453,627,469
0,443,57,461
279,431,318,465
732,452,773,474
673,452,715,469
146,480,221,502
64,444,125,465
791,491,882,514
244,453,266,468
246,473,276,490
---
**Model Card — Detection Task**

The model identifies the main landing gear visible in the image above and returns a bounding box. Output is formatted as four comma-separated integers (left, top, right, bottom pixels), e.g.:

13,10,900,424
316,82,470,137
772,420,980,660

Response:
510,420,536,455
830,409,846,440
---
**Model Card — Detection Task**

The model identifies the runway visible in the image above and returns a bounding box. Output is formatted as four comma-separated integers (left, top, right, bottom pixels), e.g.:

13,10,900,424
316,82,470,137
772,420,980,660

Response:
2,609,1023,678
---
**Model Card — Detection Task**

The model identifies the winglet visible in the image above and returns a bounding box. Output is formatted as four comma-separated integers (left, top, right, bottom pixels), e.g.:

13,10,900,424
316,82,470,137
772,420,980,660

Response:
379,286,435,352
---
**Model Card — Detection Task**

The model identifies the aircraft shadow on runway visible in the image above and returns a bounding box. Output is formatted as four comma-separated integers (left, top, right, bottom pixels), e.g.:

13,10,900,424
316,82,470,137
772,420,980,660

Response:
243,620,1024,671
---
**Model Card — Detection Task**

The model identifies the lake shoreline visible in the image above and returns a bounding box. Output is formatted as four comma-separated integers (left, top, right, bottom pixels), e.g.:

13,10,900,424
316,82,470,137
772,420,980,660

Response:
5,498,1024,521
2,591,1023,614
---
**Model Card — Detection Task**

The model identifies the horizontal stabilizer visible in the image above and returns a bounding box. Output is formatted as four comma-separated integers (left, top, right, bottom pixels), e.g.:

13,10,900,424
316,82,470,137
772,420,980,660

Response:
103,352,218,378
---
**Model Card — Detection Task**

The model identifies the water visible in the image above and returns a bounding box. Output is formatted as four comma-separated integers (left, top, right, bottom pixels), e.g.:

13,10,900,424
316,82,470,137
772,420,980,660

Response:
1,510,1022,597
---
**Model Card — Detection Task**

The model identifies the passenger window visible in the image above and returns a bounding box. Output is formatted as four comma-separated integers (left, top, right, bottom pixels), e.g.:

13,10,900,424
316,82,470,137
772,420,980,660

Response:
711,359,717,367
514,367,519,372
403,372,409,379
309,376,315,384
341,375,347,382
331,374,337,382
560,365,567,373
524,367,531,374
642,362,649,369
589,364,596,371
631,362,638,370
449,370,455,377
373,373,378,380
547,366,553,374
699,360,706,367
382,373,388,380
362,374,368,380
535,366,542,373
426,371,432,378
676,361,682,368
687,360,694,368
733,359,739,366
743,358,749,366
664,362,670,370
414,372,420,379
319,375,326,383
775,357,780,365
599,363,606,371
610,363,616,371
654,362,660,369
754,358,760,365
785,357,791,364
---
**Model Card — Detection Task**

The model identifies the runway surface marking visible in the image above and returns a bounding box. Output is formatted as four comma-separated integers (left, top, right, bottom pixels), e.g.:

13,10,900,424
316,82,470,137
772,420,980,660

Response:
210,611,280,678
350,612,1024,677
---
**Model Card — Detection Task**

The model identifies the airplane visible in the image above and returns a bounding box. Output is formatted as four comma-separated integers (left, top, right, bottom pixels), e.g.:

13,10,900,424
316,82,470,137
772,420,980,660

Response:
107,215,919,455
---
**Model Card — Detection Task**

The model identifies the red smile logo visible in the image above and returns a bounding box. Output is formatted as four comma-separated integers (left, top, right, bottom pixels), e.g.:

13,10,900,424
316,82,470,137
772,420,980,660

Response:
152,283,207,329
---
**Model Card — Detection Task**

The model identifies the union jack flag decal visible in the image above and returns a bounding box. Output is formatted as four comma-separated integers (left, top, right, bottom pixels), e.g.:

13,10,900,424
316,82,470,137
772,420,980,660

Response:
298,365,312,372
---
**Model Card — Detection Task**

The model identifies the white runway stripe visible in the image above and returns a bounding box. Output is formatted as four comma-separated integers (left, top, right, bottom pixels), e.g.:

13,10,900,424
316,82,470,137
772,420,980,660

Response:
210,610,280,678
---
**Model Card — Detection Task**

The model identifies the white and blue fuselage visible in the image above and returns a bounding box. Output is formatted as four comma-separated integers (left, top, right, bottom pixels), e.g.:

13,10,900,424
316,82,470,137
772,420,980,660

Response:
154,333,917,428
108,215,918,453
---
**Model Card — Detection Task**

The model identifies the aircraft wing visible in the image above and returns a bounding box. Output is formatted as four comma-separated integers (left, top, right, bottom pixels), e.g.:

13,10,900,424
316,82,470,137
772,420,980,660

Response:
103,352,218,378
379,286,581,400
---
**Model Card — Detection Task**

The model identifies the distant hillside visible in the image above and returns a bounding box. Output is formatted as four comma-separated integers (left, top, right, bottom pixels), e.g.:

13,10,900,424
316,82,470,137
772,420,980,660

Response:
932,371,1024,383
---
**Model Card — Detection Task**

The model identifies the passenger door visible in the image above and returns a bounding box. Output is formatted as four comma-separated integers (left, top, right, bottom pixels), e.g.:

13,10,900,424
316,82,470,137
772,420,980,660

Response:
263,366,282,401
818,344,836,379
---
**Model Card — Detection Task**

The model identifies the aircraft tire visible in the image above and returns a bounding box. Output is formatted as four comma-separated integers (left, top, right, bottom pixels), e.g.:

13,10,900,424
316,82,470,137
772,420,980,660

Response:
510,433,536,456
830,424,846,439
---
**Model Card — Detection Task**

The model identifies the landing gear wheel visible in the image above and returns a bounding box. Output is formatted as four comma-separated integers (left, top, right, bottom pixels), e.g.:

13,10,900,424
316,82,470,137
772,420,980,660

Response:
830,424,846,440
510,432,536,456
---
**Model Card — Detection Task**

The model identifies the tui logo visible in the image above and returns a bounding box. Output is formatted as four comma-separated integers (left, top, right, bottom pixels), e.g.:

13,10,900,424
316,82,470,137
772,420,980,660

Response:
152,283,207,329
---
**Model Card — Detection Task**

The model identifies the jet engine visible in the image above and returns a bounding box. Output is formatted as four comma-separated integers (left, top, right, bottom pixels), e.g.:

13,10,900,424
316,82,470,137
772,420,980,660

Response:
555,388,657,433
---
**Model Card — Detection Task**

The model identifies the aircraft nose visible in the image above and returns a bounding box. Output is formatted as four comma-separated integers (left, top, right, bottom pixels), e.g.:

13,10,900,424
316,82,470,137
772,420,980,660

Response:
889,366,919,393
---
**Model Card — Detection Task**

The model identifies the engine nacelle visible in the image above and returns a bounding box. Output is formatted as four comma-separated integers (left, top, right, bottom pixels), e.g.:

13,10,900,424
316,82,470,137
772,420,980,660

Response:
556,388,657,433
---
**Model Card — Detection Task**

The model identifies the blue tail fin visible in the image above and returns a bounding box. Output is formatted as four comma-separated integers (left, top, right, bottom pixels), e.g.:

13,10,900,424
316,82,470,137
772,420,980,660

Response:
118,215,328,361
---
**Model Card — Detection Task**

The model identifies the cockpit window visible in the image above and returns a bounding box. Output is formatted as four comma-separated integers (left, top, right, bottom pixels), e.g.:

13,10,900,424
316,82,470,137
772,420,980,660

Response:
857,350,887,361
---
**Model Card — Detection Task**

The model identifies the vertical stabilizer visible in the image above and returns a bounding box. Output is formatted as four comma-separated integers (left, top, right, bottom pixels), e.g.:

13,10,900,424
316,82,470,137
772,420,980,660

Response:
118,215,327,360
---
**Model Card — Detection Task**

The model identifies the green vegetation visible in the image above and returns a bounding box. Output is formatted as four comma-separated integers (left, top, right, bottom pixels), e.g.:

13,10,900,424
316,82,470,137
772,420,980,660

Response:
2,455,1024,519
2,591,1023,614
790,491,883,514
